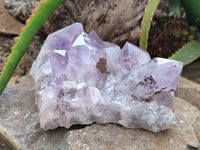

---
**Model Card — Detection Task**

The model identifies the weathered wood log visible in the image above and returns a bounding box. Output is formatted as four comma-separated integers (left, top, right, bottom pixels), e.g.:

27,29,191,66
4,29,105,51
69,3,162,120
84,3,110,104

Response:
2,0,148,45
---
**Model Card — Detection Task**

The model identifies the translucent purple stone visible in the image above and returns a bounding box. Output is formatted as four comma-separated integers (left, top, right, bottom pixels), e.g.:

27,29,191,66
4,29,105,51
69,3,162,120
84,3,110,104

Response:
30,23,183,132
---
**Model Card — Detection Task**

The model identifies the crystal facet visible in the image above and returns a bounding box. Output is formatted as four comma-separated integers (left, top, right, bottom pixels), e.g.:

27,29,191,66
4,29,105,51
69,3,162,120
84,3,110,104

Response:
30,23,183,132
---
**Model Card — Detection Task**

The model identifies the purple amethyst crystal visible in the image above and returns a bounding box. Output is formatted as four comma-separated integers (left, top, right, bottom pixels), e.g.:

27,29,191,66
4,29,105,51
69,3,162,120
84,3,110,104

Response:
30,23,183,132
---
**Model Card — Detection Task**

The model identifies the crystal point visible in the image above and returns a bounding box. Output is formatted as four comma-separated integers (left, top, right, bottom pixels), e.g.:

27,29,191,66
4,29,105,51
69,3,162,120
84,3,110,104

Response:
30,23,183,132
119,41,151,75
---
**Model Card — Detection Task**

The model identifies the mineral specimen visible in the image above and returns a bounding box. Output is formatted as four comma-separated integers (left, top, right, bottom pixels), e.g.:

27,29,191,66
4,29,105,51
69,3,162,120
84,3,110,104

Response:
30,22,183,132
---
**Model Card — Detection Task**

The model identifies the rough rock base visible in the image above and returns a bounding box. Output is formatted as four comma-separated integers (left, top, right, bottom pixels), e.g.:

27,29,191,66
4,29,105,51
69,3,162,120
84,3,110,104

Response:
0,75,199,150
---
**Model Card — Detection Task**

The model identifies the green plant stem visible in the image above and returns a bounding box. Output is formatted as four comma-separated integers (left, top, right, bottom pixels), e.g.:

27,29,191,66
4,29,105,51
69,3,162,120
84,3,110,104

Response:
0,0,65,95
140,0,161,50
180,0,200,24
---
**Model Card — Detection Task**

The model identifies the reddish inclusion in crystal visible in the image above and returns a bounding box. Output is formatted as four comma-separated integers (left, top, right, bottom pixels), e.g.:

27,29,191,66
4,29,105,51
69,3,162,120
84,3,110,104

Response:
30,23,183,132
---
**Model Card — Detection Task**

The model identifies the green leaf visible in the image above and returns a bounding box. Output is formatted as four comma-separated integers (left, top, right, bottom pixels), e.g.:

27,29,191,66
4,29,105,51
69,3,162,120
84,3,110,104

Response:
169,41,200,66
0,0,65,95
140,0,161,50
180,0,200,24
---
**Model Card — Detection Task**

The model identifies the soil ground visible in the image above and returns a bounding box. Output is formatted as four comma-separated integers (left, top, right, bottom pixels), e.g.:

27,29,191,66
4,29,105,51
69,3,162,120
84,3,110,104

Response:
182,59,200,84
0,34,41,83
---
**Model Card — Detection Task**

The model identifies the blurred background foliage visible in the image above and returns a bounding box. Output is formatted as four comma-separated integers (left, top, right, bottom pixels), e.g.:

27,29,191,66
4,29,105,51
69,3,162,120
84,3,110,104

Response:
141,0,200,66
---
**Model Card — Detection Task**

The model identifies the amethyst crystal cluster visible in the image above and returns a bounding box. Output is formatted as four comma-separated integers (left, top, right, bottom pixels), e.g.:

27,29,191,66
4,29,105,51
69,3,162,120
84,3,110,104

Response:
30,23,183,132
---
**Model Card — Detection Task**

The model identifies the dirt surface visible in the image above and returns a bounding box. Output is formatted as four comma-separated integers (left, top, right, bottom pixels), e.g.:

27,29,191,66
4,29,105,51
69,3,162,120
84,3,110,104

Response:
0,35,14,72
182,59,200,84
148,17,199,58
0,34,41,82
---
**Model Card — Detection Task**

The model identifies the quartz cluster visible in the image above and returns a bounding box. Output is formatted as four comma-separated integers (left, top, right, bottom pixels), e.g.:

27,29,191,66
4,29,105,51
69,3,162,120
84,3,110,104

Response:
30,23,183,132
